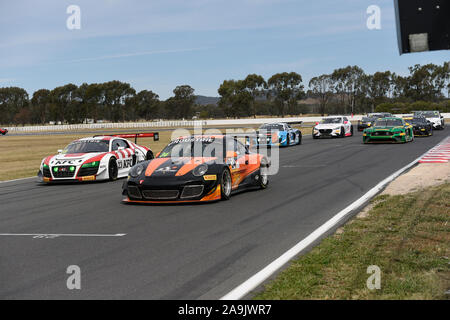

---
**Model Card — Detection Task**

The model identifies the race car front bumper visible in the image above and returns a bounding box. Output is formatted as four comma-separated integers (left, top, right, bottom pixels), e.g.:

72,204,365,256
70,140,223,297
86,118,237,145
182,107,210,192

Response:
37,164,106,183
363,132,407,143
430,122,444,130
413,127,431,136
122,175,221,203
313,128,341,138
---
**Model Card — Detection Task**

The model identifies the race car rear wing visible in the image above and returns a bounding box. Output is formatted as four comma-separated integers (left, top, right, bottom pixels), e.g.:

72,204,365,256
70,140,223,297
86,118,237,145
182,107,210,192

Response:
96,132,160,144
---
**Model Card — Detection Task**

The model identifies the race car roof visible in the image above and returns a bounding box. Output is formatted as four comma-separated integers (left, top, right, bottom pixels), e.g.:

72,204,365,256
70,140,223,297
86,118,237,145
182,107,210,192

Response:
78,136,111,140
75,136,115,142
176,135,226,140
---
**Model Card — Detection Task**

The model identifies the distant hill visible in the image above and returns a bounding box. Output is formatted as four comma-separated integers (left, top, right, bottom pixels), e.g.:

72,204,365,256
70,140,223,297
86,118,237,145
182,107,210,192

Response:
195,95,220,106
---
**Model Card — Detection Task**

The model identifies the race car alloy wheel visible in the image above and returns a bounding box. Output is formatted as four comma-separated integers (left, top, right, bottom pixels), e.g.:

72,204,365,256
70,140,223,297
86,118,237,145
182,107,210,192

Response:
259,159,269,189
108,158,118,181
220,169,232,200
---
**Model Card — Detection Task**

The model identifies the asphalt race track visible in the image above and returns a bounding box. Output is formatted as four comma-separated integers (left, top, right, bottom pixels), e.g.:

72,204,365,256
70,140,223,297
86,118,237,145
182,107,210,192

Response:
0,130,448,299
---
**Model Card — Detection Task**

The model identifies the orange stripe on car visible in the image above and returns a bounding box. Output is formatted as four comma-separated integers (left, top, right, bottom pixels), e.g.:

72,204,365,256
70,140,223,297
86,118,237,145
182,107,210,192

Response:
175,157,217,176
145,158,171,176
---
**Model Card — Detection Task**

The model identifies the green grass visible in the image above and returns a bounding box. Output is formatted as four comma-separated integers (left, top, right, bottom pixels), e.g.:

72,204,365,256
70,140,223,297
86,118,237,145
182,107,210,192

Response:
255,183,450,300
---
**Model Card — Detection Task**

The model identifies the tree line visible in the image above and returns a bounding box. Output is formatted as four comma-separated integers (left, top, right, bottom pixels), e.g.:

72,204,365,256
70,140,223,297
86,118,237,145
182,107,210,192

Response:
0,62,449,125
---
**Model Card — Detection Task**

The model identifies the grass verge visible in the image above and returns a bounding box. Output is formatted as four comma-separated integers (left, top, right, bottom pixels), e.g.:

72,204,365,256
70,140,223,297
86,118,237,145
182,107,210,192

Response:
255,183,450,300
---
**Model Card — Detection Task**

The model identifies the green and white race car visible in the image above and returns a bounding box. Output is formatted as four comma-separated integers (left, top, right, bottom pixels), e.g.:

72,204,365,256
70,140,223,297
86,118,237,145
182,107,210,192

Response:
363,117,414,144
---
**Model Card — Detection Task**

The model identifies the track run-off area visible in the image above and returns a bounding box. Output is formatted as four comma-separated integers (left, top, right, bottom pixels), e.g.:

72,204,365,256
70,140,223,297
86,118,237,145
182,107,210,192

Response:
0,130,448,299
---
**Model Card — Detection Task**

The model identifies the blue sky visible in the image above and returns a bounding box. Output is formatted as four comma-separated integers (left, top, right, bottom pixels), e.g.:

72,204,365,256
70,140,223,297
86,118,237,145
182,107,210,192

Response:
0,0,449,99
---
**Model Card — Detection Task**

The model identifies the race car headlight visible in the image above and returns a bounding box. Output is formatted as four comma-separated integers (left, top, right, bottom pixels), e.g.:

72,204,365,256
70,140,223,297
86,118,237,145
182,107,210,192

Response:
82,161,99,168
129,164,145,178
193,164,208,177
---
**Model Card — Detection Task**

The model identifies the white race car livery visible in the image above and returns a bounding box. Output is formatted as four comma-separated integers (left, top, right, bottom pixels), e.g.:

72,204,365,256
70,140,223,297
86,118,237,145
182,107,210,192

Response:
413,111,445,130
38,133,158,182
313,116,354,138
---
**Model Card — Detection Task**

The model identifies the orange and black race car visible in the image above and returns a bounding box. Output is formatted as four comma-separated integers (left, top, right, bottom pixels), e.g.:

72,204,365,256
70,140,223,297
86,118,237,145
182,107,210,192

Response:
122,135,270,203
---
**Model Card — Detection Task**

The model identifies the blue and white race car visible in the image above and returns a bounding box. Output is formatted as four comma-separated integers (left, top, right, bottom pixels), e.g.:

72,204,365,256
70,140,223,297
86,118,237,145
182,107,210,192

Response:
257,122,302,147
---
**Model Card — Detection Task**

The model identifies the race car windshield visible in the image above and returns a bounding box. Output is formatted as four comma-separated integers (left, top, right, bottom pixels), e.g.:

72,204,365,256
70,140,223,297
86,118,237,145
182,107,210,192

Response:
374,119,403,127
63,140,110,154
361,117,374,122
414,111,439,117
260,124,284,130
321,118,342,124
409,118,426,124
158,138,224,159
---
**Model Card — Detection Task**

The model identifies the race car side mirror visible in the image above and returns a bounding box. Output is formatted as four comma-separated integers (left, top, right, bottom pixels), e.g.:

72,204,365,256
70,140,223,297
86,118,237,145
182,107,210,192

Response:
155,152,161,158
57,149,63,154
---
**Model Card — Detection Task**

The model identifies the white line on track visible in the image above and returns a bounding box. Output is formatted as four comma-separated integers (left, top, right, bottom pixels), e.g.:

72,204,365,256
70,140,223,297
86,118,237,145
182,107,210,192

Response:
221,135,450,300
0,233,126,238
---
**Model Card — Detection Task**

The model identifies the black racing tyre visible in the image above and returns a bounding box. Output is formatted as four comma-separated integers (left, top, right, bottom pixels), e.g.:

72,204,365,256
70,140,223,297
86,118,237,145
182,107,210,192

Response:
146,150,154,160
350,125,354,136
429,128,433,136
297,133,302,145
286,134,290,146
108,157,118,181
340,127,345,138
220,168,232,200
258,158,269,189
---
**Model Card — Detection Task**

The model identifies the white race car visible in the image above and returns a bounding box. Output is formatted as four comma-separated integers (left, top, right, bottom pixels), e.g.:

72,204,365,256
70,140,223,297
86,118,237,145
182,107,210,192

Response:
37,133,158,183
413,111,445,130
313,116,354,139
